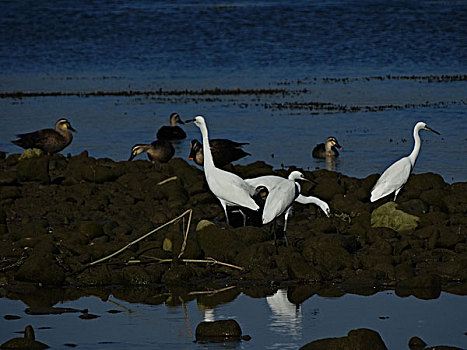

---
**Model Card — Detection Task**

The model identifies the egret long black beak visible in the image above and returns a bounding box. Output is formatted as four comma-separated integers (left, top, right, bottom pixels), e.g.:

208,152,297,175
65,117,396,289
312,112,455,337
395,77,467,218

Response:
425,126,440,135
184,119,196,124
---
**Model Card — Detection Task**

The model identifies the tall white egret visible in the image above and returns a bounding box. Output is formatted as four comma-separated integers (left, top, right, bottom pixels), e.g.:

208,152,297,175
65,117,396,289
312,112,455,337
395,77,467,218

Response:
190,116,259,224
245,174,330,217
370,121,440,202
245,171,308,244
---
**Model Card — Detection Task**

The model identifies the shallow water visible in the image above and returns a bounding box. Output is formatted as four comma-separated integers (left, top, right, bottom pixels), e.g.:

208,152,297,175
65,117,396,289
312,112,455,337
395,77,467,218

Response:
1,290,466,349
0,1,466,347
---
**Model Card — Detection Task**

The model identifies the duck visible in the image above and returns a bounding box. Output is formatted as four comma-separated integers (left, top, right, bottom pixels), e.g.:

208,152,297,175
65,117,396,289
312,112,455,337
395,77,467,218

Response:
156,112,187,141
312,136,343,158
188,139,250,167
189,116,259,225
370,121,439,202
11,118,77,155
129,139,175,163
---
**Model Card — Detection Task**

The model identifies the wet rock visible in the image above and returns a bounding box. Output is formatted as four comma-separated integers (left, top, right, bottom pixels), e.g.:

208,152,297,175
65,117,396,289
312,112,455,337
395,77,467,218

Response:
371,202,420,232
300,328,387,350
312,174,345,202
15,241,65,285
0,325,49,349
17,156,50,184
196,221,246,262
396,274,441,299
195,319,242,342
408,336,427,350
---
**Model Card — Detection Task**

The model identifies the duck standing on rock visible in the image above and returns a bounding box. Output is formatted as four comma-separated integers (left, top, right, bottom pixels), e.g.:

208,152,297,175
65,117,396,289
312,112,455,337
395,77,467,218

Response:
156,112,187,141
312,136,343,159
11,118,77,155
128,139,175,163
188,139,250,167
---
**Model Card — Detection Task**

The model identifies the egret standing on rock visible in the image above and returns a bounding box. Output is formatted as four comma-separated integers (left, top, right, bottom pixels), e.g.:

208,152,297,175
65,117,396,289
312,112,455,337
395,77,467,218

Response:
189,116,259,224
246,171,308,244
370,121,440,202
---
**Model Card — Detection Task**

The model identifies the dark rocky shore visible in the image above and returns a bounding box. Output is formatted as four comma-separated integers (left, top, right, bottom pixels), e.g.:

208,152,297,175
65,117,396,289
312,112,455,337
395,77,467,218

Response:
0,149,466,297
1,149,466,349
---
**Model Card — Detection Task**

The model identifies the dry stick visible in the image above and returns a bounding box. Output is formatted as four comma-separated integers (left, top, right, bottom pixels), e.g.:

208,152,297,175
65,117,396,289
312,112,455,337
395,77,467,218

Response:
87,209,192,267
148,257,245,271
177,209,193,259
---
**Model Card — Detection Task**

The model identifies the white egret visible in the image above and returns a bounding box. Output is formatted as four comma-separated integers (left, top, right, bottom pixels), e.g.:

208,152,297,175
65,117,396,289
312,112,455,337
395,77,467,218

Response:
312,136,343,159
156,112,187,141
295,194,331,217
190,116,259,224
370,121,440,202
245,171,308,244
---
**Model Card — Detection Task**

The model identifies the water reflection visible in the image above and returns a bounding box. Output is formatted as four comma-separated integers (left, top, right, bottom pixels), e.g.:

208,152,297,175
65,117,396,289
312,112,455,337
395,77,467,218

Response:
266,289,302,336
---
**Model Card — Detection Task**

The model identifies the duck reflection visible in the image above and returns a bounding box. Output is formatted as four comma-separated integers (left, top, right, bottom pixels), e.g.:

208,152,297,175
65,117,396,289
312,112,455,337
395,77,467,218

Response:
266,289,303,336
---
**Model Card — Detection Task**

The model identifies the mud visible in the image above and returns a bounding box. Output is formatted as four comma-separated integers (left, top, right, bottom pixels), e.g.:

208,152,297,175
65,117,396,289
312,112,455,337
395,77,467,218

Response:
0,150,466,305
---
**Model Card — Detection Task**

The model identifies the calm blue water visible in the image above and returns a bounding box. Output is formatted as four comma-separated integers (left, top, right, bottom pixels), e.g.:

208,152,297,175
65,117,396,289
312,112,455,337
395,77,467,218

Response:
0,0,465,182
1,290,466,349
0,1,466,348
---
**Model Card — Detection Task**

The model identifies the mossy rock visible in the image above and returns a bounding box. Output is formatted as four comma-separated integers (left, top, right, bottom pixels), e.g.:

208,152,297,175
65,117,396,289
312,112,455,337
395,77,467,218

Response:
300,328,388,350
371,202,420,232
195,319,242,342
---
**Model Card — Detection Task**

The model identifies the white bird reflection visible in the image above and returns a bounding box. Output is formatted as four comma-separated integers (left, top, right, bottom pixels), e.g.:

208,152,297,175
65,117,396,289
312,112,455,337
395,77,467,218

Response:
266,289,303,336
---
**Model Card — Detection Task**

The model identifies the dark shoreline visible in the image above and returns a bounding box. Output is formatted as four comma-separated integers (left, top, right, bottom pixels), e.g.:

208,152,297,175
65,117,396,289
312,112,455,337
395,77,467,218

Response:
0,150,466,307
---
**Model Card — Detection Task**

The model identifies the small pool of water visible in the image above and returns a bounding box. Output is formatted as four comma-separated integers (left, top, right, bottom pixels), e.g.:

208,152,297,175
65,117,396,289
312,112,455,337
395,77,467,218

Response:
1,289,466,349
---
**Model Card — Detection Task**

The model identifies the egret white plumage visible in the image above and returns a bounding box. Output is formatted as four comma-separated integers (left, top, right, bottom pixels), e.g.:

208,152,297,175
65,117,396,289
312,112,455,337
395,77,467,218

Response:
295,194,331,217
245,171,308,244
189,116,259,224
370,121,440,202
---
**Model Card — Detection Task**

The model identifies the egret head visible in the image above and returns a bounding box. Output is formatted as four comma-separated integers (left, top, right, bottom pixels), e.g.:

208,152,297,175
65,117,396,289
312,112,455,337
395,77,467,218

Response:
326,136,343,150
288,171,308,182
416,121,440,135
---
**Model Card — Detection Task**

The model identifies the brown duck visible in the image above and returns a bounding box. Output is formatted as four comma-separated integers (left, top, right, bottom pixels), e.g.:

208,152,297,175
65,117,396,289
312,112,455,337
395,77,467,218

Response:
312,136,343,159
11,118,77,155
188,138,250,167
129,139,175,163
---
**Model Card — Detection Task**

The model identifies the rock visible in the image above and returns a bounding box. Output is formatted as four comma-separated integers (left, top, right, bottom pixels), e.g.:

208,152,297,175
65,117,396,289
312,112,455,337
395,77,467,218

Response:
0,325,49,349
195,319,242,342
408,336,427,350
300,328,387,350
371,202,420,232
17,156,50,184
396,274,441,299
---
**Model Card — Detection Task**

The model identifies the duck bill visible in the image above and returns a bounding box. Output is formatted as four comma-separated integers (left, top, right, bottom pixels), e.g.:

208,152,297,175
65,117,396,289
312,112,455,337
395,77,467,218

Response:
337,145,343,150
69,126,77,133
128,153,136,161
425,126,440,135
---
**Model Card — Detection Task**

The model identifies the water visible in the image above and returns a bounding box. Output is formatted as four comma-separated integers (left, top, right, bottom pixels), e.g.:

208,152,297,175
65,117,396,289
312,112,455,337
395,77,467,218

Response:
0,0,466,182
0,1,466,347
1,289,466,349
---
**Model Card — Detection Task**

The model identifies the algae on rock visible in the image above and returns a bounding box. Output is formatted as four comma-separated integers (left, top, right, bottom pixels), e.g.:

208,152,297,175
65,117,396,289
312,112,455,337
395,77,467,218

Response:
371,202,420,232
